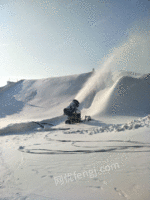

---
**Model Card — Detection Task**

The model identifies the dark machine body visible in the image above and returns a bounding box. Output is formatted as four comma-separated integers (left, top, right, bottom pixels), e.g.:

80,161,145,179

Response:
63,99,81,124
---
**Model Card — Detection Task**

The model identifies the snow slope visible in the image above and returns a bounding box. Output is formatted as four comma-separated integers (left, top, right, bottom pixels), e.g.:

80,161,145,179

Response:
0,72,92,127
0,70,150,200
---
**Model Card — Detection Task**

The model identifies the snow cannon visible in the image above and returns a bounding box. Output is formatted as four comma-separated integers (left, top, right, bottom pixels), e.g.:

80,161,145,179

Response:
64,99,81,124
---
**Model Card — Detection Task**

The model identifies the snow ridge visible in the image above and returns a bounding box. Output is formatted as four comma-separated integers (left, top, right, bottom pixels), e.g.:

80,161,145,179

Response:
64,115,150,135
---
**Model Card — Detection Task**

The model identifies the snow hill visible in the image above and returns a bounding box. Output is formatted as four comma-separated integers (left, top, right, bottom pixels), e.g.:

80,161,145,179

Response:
0,70,149,133
0,72,92,124
0,70,150,130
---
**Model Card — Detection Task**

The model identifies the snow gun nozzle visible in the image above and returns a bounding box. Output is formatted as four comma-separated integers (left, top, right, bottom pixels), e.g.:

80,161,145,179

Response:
63,99,80,117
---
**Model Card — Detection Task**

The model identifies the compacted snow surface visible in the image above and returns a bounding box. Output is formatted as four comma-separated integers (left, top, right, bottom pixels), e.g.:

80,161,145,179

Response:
0,70,150,200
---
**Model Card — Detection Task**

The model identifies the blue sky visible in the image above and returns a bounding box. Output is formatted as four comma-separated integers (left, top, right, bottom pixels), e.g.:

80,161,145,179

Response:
0,0,150,86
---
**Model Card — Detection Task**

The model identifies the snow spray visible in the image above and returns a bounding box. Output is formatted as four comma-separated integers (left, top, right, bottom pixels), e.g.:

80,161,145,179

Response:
75,55,114,104
76,29,150,106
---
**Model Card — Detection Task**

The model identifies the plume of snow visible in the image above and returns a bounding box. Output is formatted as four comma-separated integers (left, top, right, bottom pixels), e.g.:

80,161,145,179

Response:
76,55,114,103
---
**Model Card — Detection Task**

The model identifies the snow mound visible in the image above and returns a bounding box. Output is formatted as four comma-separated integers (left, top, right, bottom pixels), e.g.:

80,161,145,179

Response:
85,73,150,117
0,115,66,135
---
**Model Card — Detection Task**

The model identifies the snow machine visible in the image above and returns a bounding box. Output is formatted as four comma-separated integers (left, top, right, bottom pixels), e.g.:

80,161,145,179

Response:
64,99,81,124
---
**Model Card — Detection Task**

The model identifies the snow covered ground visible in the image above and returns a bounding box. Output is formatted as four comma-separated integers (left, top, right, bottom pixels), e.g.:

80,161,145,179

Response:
0,69,150,199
